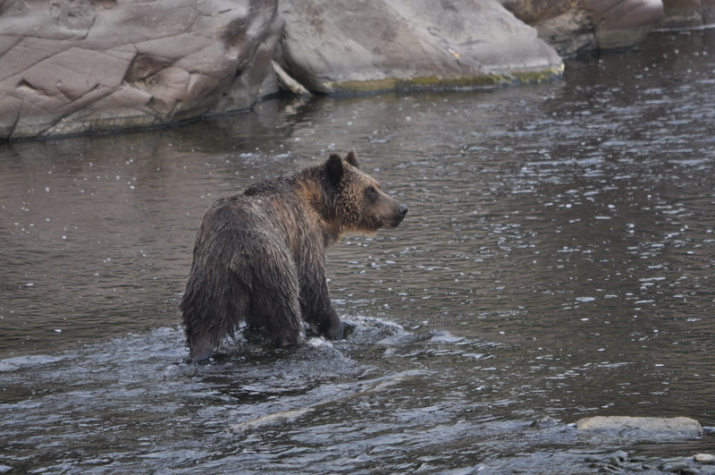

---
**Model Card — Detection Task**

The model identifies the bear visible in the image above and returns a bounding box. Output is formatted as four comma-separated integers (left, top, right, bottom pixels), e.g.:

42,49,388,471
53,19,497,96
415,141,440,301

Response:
180,150,408,362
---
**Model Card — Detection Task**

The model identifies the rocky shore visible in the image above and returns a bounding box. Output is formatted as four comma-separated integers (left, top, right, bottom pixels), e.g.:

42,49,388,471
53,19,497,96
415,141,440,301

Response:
1,0,713,139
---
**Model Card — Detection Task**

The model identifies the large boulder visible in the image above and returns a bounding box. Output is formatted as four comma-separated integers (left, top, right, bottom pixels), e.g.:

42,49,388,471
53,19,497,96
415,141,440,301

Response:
501,0,664,56
276,0,564,94
0,0,283,140
660,0,715,28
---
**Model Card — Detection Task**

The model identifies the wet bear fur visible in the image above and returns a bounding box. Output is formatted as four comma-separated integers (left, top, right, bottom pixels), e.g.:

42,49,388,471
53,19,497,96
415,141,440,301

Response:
180,151,408,362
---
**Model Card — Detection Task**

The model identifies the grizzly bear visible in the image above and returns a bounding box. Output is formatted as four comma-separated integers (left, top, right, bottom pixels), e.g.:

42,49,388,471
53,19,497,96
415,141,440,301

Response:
180,151,408,362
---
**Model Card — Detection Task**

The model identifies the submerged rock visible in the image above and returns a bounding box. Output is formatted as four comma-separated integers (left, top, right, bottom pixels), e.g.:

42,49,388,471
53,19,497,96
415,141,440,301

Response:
276,0,564,94
577,416,703,437
530,415,560,428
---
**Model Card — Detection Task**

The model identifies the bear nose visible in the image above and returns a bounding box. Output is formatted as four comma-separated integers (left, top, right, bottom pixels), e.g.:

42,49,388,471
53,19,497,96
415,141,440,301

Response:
397,204,409,217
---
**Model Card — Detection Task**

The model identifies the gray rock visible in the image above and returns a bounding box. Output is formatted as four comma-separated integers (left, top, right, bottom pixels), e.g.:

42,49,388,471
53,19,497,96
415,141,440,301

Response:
276,0,564,95
577,416,703,438
696,454,715,464
501,0,665,56
660,0,715,28
0,0,283,139
0,0,689,140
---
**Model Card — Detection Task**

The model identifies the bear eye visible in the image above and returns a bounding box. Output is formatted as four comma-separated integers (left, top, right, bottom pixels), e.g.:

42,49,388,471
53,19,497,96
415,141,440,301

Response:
365,185,378,201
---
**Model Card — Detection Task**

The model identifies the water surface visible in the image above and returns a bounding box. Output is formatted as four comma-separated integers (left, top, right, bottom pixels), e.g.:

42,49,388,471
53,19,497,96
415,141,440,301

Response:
1,30,714,473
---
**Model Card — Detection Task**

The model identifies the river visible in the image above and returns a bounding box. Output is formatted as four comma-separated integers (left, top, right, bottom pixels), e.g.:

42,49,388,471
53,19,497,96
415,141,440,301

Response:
1,29,714,473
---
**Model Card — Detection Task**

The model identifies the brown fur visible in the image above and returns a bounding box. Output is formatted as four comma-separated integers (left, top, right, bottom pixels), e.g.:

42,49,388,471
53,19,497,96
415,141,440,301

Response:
180,151,408,362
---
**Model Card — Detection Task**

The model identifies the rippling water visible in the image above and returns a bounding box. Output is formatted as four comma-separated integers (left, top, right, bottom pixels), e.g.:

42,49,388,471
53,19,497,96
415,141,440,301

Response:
1,30,714,473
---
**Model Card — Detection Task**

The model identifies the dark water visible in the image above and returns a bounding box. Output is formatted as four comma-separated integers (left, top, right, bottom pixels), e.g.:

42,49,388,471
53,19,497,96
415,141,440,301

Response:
2,30,714,473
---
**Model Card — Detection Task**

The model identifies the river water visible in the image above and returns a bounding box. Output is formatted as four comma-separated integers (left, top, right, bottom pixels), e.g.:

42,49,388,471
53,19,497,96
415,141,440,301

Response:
1,30,714,473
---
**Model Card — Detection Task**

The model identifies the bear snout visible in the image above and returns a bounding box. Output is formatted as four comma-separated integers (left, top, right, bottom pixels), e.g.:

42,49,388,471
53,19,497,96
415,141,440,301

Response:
389,203,408,227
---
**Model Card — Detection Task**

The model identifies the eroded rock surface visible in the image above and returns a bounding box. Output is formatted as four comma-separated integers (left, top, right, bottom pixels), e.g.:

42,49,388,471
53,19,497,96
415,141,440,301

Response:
276,0,564,94
501,0,665,56
660,0,715,28
0,0,283,139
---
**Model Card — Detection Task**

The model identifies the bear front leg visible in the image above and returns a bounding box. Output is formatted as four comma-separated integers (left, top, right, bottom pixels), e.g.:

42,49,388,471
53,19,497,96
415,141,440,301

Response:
322,306,345,340
189,334,216,363
181,286,227,363
182,311,224,363
301,273,345,341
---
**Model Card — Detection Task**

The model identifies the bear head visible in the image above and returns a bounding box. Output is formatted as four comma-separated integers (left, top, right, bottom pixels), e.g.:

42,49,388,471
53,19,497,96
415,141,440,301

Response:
326,151,408,235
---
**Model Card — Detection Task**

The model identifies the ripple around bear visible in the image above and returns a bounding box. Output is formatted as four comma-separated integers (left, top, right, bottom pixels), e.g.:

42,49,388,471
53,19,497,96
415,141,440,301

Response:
180,151,409,362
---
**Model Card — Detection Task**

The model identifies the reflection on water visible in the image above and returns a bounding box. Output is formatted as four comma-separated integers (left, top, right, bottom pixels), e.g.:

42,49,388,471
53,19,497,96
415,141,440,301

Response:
1,30,714,473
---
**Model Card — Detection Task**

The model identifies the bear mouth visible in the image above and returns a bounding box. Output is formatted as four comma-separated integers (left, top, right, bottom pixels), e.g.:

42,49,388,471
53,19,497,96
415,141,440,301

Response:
388,204,408,227
386,211,407,228
387,217,404,228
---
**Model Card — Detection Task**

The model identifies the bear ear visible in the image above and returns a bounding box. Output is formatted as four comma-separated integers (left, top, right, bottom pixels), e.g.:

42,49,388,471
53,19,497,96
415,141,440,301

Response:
326,153,345,185
346,150,359,168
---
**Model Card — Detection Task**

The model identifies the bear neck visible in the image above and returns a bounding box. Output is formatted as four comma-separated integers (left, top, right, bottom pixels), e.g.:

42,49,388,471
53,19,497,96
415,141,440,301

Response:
294,169,343,246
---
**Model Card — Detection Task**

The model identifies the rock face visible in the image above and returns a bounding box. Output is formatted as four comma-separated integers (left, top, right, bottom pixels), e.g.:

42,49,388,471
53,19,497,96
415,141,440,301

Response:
276,0,564,94
501,0,665,56
660,0,715,28
0,0,283,139
1,0,698,139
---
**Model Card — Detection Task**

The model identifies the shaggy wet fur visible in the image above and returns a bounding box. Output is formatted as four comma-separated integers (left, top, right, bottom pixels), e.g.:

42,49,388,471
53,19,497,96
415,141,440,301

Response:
180,151,408,362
